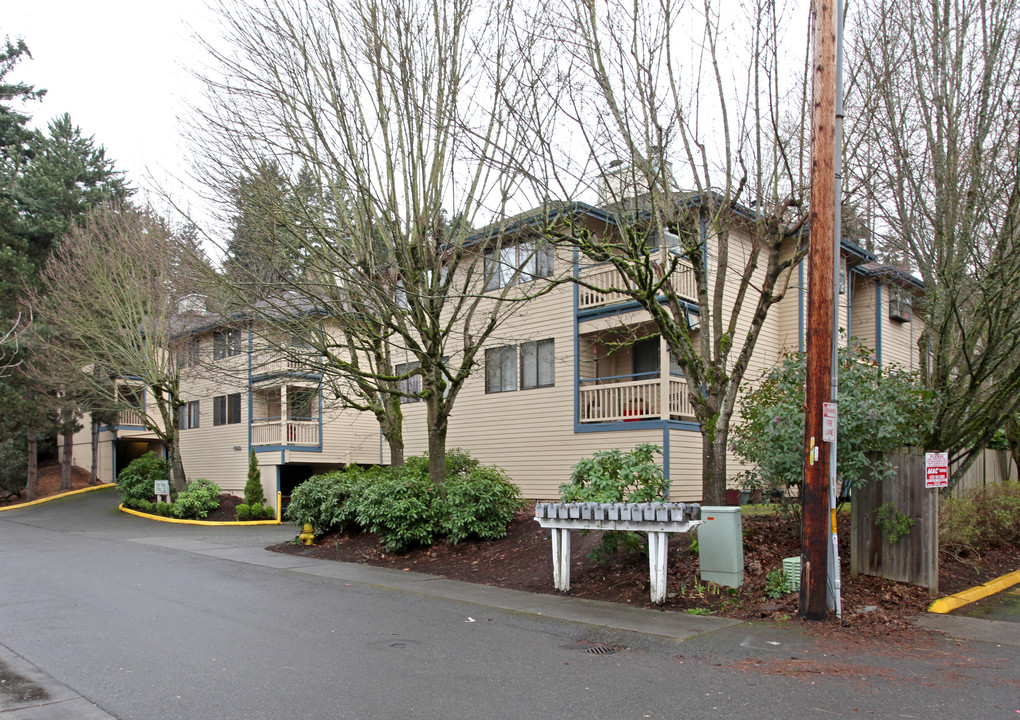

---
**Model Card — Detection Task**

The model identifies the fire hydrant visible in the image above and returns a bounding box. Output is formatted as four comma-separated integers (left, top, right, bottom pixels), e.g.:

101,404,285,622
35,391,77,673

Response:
299,523,315,545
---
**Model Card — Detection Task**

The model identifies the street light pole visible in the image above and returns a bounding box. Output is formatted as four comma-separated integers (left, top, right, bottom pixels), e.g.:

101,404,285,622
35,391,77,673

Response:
801,0,837,622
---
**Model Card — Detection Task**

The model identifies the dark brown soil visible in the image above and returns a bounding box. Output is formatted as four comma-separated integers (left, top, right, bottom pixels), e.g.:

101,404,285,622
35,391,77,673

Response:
270,502,1020,641
203,494,244,521
0,462,96,506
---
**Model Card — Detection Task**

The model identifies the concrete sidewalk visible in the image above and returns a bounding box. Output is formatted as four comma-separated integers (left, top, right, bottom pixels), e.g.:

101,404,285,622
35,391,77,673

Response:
128,534,743,641
0,646,114,720
129,532,1020,648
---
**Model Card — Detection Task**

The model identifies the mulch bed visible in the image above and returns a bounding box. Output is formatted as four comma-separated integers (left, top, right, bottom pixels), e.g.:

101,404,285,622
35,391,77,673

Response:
0,462,96,507
270,502,1020,641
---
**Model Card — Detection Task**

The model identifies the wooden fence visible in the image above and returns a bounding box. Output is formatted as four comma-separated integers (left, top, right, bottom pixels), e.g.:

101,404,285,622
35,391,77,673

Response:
950,448,1018,498
850,450,939,596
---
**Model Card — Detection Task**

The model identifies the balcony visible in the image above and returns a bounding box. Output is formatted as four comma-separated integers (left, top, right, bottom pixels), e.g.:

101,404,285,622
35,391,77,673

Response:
578,259,697,311
251,355,322,381
579,373,695,423
117,408,145,427
251,418,320,446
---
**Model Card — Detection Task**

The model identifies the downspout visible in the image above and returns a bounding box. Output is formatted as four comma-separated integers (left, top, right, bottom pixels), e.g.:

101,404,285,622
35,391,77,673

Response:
573,246,581,429
875,282,883,366
798,260,806,352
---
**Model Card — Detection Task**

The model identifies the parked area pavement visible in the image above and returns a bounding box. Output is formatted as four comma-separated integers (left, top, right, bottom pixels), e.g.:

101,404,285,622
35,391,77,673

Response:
2,490,1019,719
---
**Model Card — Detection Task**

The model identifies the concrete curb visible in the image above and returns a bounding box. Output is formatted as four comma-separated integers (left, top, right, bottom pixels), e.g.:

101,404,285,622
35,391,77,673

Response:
927,568,1020,614
0,483,114,513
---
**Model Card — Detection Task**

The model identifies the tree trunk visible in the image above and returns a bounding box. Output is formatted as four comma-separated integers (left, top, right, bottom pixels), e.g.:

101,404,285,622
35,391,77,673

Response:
60,419,73,491
378,396,404,467
426,400,447,484
701,429,729,506
25,427,38,502
169,444,187,491
387,437,404,468
90,415,100,485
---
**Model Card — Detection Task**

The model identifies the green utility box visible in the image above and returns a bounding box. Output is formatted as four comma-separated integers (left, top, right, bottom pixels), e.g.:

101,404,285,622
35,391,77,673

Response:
697,506,744,587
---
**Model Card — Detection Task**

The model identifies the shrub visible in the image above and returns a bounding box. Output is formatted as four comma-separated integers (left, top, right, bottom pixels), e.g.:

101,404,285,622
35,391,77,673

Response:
155,501,173,517
285,466,381,533
0,437,27,499
356,468,445,553
116,452,171,508
171,478,221,519
241,451,272,519
443,464,526,544
559,445,667,562
560,444,667,503
134,499,156,514
941,483,1020,554
731,341,932,495
236,504,252,521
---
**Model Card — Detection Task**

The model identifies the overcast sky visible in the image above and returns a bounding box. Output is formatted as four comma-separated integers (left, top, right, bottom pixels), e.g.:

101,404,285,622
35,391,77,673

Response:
4,0,216,221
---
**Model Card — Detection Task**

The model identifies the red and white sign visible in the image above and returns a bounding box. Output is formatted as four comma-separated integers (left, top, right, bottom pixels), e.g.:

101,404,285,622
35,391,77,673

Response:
822,402,837,443
925,452,949,488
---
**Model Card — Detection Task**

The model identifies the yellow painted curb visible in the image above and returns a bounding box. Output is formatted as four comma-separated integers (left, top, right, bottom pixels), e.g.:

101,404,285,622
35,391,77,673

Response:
928,568,1020,614
0,483,115,512
117,504,282,526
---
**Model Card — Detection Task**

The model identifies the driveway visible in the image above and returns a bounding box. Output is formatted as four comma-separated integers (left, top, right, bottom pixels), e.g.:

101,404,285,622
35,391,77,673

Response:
2,490,1019,719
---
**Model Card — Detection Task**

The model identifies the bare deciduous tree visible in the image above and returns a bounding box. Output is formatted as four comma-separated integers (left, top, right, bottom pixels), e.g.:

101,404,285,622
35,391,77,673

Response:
511,0,812,503
849,0,1020,478
27,204,202,490
189,0,555,482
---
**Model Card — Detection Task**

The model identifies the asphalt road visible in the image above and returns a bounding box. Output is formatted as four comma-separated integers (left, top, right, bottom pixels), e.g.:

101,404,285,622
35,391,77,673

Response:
1,489,1018,719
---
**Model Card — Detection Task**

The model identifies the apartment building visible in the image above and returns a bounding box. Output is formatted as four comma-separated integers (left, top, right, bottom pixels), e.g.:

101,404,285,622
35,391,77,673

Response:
66,201,925,510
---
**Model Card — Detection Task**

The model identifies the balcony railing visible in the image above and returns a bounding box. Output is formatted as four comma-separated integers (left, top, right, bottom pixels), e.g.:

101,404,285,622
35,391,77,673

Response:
578,259,697,311
579,374,695,423
118,408,145,427
251,355,323,380
251,417,320,446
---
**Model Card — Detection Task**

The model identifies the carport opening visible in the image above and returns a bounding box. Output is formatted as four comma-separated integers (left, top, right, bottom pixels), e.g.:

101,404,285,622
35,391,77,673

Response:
116,440,163,479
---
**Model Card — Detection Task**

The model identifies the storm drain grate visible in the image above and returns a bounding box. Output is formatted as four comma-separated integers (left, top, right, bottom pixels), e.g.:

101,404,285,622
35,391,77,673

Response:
562,642,623,655
585,645,620,655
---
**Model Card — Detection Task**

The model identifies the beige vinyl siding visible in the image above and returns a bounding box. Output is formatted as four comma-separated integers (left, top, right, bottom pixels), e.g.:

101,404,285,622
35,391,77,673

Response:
876,285,921,370
849,274,879,353
63,422,116,484
848,277,922,370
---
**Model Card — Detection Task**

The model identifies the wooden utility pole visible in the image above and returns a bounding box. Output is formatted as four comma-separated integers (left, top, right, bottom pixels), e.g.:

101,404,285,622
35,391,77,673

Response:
801,0,837,621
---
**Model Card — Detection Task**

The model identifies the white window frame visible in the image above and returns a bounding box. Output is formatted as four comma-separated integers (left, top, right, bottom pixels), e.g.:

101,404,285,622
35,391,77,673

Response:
520,339,555,389
213,329,242,360
179,400,200,430
485,345,518,393
213,393,241,426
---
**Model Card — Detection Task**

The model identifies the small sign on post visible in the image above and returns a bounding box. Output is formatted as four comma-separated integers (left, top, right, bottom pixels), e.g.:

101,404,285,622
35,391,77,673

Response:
925,452,949,488
154,479,170,502
822,402,837,443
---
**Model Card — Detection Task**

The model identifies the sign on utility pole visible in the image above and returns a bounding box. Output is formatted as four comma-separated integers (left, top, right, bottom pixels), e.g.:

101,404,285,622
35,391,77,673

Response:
801,0,837,622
